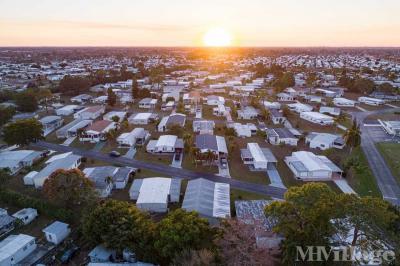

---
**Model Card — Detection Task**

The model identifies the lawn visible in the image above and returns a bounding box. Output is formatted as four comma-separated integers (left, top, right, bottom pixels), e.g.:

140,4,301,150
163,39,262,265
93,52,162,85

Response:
181,153,219,174
376,142,400,184
134,148,173,166
341,147,381,197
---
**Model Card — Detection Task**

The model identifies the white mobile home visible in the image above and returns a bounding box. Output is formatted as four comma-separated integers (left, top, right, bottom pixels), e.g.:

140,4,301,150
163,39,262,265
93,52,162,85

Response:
240,143,277,170
182,178,230,220
117,128,150,147
358,97,385,106
74,105,105,120
0,150,43,175
39,115,64,136
285,151,342,181
31,153,81,188
333,97,356,107
379,120,400,137
207,95,225,106
103,111,127,122
56,119,92,139
79,120,116,143
146,135,183,153
157,113,186,132
55,105,81,116
267,128,299,146
237,106,259,120
193,120,215,135
138,98,157,109
130,177,181,213
128,112,158,125
300,112,334,125
306,132,345,150
288,102,313,113
12,208,38,225
0,234,36,265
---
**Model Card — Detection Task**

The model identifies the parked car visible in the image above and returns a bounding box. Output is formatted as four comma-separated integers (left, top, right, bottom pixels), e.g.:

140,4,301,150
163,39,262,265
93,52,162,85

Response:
60,245,80,264
109,151,121,157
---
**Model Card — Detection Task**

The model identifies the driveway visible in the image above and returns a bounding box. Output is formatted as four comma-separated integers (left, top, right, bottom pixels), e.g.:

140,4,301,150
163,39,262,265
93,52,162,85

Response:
123,147,137,159
32,141,287,199
351,107,400,206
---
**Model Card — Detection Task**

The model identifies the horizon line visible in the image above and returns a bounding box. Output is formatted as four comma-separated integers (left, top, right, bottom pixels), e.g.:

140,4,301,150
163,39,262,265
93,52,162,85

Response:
1,45,400,49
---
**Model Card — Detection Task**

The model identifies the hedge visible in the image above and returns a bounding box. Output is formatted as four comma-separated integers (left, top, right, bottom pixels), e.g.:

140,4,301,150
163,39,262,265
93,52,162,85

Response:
0,189,73,222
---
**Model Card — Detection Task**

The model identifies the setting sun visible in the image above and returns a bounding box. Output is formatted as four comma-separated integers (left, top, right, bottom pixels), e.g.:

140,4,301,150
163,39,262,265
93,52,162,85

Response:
203,28,232,47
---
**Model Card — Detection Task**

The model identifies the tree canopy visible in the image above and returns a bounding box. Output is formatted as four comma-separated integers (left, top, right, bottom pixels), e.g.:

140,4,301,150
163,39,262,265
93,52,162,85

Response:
42,169,97,208
58,75,91,96
15,91,38,112
154,209,216,264
0,106,16,127
3,118,43,146
265,183,399,265
82,200,156,261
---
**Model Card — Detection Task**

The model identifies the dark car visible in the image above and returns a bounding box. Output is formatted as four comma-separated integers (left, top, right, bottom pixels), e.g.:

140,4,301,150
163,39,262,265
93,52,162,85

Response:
109,151,121,157
60,245,79,264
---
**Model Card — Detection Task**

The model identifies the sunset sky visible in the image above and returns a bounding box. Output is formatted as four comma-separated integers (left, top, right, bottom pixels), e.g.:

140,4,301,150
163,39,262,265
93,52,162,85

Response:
1,0,400,47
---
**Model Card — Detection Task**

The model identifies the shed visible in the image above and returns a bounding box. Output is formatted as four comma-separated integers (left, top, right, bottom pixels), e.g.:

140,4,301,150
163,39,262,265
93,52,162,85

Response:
42,221,70,245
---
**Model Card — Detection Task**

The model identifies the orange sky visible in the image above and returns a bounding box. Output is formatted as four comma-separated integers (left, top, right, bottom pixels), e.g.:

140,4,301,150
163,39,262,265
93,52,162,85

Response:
1,0,400,47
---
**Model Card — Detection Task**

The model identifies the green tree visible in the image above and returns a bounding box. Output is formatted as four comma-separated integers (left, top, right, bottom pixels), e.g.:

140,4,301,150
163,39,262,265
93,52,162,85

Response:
42,169,97,208
265,183,343,265
265,183,399,265
107,88,117,106
15,91,38,112
3,119,43,146
149,65,165,90
82,200,156,260
36,88,52,112
131,78,139,98
343,119,361,153
58,75,91,96
154,209,215,263
0,106,16,126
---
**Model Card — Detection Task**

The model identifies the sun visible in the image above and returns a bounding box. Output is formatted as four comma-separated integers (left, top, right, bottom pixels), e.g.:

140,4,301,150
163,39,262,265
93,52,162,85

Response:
203,27,232,47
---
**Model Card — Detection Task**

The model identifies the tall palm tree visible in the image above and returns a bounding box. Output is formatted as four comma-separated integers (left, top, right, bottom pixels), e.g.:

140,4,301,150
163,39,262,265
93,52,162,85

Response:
343,119,361,154
205,149,215,168
183,133,193,153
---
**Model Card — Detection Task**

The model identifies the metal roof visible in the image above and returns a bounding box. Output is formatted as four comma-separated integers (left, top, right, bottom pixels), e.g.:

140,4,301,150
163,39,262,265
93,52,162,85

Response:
182,178,230,218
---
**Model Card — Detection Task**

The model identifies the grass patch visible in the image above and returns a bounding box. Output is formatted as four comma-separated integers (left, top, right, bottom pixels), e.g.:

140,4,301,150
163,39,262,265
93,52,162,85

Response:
134,149,172,166
376,142,400,184
341,147,381,197
181,153,219,174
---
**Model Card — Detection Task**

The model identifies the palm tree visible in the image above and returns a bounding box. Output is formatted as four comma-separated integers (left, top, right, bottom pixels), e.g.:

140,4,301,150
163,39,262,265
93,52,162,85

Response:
205,150,215,168
190,147,200,166
183,133,193,153
343,119,361,154
111,115,120,131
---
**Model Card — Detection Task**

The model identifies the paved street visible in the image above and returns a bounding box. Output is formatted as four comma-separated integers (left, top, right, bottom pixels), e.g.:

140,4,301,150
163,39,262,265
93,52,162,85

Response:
33,141,287,199
351,107,400,206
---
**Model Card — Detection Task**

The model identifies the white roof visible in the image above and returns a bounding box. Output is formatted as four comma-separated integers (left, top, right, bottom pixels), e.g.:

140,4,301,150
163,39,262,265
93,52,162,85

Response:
302,111,333,120
45,152,72,164
157,135,177,147
292,151,331,171
136,177,171,204
334,97,355,103
213,183,231,218
216,136,228,154
0,234,35,260
247,143,267,163
133,113,152,120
